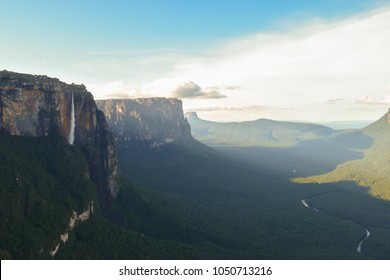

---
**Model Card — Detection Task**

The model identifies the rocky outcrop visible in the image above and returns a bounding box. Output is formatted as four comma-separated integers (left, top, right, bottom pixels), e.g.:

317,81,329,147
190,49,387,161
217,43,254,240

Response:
50,202,94,257
96,98,192,147
0,70,119,203
385,108,390,123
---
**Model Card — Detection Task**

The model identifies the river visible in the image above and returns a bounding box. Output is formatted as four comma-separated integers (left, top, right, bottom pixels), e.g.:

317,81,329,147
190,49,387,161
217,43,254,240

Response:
301,197,370,254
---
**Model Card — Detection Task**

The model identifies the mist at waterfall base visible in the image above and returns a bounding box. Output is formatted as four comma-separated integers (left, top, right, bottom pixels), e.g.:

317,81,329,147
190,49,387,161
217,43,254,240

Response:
68,93,76,145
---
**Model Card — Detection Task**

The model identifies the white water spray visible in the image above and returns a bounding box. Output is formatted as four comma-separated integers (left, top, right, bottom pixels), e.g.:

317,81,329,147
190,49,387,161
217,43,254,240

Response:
68,93,76,145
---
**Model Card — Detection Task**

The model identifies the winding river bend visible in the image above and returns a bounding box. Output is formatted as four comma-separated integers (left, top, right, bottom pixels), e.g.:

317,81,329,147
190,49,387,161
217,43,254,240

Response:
301,197,370,254
357,229,370,253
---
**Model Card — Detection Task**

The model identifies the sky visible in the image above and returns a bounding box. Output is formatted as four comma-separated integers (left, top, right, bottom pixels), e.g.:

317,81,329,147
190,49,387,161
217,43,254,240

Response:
1,0,390,122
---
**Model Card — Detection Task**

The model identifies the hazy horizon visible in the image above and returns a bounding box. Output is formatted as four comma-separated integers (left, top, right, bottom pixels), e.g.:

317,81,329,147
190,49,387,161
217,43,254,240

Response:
185,110,376,129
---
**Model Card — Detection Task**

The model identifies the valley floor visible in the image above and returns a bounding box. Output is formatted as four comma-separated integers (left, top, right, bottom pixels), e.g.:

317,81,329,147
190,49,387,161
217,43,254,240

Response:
112,140,390,259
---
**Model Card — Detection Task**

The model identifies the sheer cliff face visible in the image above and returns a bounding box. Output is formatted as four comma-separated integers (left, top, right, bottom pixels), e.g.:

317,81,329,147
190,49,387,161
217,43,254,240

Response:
0,71,96,142
0,70,119,200
96,98,192,147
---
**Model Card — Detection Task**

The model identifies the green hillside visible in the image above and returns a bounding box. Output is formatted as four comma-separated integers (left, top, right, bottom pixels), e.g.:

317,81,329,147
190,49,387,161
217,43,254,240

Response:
0,132,221,259
293,112,390,200
0,133,98,258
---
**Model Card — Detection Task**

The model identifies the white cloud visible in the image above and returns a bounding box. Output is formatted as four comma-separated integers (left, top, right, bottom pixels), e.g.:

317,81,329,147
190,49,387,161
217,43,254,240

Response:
224,85,242,90
328,98,346,104
357,95,390,104
89,78,226,100
171,81,226,99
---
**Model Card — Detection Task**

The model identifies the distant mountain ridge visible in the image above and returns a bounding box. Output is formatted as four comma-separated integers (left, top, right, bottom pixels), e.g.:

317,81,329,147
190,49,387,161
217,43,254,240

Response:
186,112,334,147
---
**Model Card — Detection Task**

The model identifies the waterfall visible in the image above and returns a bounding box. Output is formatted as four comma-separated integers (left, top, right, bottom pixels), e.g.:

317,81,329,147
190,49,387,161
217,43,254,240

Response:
68,93,76,145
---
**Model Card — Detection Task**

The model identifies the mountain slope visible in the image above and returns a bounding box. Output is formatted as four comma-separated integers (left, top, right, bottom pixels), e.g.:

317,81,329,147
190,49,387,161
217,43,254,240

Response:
0,133,97,259
186,112,334,147
293,109,390,200
0,132,219,259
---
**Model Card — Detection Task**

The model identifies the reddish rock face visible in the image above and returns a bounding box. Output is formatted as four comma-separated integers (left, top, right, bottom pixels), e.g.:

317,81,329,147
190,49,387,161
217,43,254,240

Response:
1,88,45,136
0,70,119,201
0,71,97,147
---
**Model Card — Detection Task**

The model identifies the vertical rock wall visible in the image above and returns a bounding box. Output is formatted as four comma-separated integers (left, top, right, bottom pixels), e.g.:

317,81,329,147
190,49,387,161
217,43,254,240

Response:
0,70,119,204
96,98,192,147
